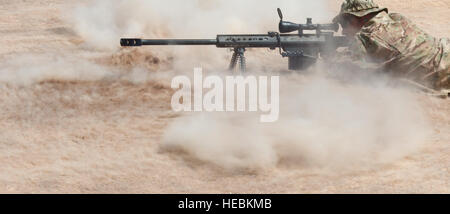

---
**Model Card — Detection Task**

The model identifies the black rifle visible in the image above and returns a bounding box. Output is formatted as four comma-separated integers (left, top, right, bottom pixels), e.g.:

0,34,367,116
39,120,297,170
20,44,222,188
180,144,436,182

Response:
120,8,348,72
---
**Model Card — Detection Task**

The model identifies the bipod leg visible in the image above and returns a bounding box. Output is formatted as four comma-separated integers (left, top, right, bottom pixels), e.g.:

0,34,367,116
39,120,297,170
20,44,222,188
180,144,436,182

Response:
228,48,246,73
238,48,246,73
228,49,238,71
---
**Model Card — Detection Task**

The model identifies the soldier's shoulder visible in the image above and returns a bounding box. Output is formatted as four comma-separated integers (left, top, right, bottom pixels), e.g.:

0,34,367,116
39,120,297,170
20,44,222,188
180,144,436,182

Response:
361,12,392,32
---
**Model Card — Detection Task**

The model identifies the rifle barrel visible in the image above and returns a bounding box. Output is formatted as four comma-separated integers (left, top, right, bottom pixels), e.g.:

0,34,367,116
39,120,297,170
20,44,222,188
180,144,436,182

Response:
121,38,217,46
142,39,217,45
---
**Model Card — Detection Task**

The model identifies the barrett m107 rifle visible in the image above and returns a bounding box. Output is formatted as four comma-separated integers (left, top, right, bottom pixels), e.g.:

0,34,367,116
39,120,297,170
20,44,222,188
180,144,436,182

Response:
120,8,348,72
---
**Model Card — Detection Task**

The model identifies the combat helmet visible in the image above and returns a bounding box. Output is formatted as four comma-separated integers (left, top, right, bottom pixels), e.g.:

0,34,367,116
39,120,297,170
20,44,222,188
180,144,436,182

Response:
333,0,388,23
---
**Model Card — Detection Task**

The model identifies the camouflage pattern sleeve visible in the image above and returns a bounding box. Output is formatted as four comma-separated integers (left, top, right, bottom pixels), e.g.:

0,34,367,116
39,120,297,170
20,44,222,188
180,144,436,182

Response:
437,38,450,89
326,35,383,75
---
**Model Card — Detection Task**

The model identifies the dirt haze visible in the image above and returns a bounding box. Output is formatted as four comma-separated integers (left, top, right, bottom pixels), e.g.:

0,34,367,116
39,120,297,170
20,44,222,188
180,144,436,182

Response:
0,0,448,193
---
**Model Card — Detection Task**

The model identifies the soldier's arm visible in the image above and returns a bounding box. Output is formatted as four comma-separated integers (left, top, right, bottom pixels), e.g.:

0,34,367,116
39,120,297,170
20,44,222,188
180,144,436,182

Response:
325,37,384,74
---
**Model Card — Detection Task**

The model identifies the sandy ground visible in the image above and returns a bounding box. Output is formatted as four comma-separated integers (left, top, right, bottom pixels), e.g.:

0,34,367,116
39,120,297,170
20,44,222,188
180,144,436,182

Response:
0,0,448,193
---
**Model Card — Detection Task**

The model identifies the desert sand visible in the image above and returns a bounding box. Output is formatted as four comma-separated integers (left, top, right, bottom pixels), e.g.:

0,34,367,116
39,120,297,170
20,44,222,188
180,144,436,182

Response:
0,0,448,193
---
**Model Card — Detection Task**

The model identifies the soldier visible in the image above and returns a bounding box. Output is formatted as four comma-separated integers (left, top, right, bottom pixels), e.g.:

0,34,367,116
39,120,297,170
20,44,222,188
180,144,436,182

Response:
331,0,450,92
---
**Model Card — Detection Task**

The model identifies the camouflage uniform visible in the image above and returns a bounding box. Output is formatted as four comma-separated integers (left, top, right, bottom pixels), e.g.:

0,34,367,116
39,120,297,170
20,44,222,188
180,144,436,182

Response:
333,0,450,90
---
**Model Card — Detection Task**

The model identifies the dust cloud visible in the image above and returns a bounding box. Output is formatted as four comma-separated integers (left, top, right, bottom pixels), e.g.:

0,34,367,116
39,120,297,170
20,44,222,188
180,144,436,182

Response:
70,0,331,50
0,54,110,85
162,72,431,171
